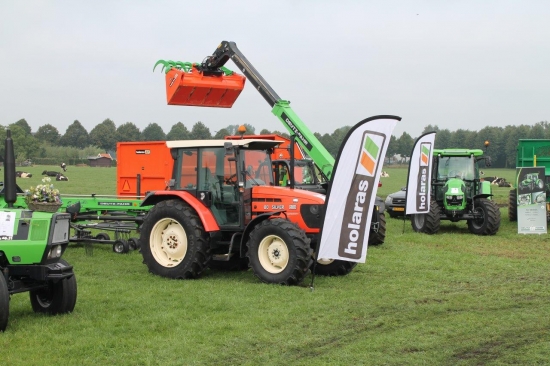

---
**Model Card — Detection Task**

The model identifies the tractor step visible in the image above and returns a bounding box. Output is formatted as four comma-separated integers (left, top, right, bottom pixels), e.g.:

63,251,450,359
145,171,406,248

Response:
165,67,245,108
212,253,234,262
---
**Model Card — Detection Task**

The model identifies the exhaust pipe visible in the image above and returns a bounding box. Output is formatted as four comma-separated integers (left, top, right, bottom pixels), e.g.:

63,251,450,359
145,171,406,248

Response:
4,129,16,207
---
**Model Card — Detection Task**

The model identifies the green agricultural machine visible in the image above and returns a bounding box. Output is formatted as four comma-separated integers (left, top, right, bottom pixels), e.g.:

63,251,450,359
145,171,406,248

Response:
508,139,550,222
1,130,76,332
410,148,500,235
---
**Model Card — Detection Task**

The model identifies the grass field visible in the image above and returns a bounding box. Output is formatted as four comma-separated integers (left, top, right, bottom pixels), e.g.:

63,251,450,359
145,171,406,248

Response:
2,165,549,365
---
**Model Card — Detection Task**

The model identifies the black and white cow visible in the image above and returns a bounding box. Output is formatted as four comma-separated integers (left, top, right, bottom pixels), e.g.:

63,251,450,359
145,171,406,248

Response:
16,171,32,178
56,173,69,181
42,170,60,177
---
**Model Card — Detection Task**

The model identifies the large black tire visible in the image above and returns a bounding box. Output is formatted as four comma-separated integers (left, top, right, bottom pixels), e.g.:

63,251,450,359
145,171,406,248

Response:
411,200,441,234
508,189,517,222
313,259,357,276
139,200,210,279
247,219,312,285
29,259,77,315
467,198,501,235
0,273,8,332
368,212,386,246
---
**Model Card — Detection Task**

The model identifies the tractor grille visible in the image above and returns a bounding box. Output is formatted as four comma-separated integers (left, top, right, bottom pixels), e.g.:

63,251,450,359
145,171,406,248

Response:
446,195,463,206
30,219,49,241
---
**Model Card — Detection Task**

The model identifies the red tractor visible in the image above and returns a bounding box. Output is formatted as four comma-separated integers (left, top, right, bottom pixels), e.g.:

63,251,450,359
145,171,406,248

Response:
138,138,355,285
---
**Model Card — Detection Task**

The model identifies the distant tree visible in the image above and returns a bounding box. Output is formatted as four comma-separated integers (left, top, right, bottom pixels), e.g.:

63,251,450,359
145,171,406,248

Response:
59,120,89,149
89,118,117,151
241,123,255,135
166,122,190,140
318,133,338,157
387,135,398,162
396,132,414,158
141,123,166,141
330,126,351,153
224,123,256,136
13,118,32,135
189,121,212,139
213,128,230,139
259,129,271,135
421,124,440,134
35,124,61,145
116,122,141,142
434,129,452,149
5,124,41,160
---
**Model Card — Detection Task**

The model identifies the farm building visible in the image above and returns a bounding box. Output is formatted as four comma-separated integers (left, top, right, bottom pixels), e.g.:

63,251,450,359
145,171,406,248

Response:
87,153,113,167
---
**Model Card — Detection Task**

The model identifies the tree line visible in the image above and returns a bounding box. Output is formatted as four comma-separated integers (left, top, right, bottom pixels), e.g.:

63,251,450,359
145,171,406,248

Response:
3,118,549,168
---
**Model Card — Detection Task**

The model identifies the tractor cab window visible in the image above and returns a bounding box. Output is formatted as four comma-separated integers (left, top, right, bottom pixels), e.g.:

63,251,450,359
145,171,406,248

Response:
179,149,198,189
199,148,240,226
242,150,272,187
438,156,475,180
294,161,316,185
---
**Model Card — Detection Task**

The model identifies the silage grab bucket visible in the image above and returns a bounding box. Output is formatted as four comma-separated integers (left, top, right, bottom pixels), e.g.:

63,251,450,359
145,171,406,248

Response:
154,60,246,108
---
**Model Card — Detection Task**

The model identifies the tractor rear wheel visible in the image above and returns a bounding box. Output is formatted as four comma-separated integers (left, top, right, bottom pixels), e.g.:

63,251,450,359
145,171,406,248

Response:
411,201,441,234
0,272,9,332
139,200,210,279
29,259,77,315
508,189,517,222
467,198,501,235
247,219,312,285
368,212,386,246
314,258,357,276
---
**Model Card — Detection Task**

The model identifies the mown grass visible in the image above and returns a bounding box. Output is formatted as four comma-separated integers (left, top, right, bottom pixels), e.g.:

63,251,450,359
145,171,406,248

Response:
2,165,549,365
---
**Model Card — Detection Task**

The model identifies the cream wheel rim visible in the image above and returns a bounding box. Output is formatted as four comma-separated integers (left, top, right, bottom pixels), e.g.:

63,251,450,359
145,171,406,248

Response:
258,234,289,274
150,218,188,267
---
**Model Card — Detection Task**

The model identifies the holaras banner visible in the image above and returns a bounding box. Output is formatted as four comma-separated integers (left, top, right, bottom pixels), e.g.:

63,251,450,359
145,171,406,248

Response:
318,115,400,263
406,132,436,215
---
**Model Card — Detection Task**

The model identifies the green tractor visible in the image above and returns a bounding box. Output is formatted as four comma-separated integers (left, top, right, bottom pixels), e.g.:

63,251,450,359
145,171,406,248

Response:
0,130,76,332
410,149,500,235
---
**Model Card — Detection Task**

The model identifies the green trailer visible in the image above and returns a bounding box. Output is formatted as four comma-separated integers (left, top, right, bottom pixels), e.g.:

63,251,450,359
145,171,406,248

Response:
509,139,550,221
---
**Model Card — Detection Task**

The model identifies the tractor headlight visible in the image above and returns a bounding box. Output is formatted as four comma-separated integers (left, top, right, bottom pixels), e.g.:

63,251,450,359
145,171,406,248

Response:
309,205,320,215
47,245,63,259
446,195,453,200
456,195,463,200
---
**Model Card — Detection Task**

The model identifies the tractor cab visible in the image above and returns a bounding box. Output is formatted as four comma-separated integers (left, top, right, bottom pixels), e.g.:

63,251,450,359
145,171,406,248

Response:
432,149,487,213
168,139,277,227
272,158,327,194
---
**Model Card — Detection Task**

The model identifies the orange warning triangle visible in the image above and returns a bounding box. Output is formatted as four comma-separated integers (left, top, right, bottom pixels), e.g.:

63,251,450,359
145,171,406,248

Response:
122,180,131,191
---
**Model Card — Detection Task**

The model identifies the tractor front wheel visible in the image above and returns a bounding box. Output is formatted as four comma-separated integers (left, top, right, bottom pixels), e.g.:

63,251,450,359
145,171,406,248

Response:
29,259,77,315
247,219,312,285
139,200,210,279
0,273,9,332
508,189,517,222
411,201,441,234
468,198,501,235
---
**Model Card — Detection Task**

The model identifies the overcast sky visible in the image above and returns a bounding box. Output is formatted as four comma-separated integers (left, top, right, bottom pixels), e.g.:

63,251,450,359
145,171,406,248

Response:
1,1,548,140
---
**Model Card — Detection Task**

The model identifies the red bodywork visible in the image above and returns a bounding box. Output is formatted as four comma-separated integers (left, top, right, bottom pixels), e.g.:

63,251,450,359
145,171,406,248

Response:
165,67,245,108
116,141,173,198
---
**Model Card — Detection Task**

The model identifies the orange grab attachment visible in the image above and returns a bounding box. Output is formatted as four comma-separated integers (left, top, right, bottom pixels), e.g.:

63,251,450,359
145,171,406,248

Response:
164,66,245,108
